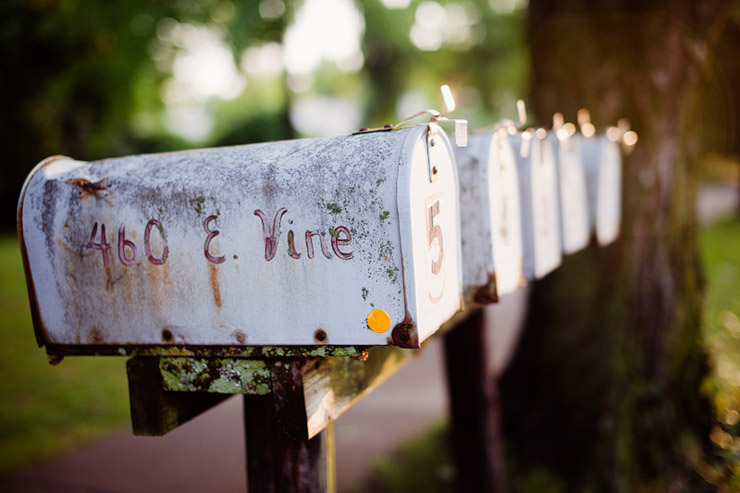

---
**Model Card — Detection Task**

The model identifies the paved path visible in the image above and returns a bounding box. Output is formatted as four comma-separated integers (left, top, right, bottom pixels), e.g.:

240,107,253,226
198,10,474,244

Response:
1,183,736,492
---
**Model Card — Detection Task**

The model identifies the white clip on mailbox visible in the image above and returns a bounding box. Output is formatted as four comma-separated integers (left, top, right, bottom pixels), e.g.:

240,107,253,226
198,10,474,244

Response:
509,129,562,280
580,134,622,246
454,129,523,302
17,125,463,351
549,129,590,254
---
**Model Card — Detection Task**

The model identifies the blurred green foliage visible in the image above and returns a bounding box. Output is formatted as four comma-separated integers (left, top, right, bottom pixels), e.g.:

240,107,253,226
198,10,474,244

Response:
1,0,528,231
701,216,740,486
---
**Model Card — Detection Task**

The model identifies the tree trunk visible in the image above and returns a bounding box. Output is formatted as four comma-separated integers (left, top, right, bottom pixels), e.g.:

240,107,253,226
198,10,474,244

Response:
500,2,729,491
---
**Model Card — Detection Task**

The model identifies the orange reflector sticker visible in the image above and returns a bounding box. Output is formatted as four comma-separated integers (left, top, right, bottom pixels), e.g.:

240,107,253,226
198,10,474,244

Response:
367,309,391,333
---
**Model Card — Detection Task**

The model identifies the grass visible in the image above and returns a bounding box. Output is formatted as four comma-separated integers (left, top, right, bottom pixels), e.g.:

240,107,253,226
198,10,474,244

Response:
700,215,740,482
0,234,129,477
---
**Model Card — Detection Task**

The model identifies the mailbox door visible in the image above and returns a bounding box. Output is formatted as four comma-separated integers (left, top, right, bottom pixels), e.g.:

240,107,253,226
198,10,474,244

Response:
454,133,495,299
512,133,562,280
552,135,590,254
488,132,523,296
398,126,463,345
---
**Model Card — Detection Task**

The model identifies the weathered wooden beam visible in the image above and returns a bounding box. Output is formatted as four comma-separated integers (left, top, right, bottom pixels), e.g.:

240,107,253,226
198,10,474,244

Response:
129,343,415,439
127,357,229,436
267,346,415,440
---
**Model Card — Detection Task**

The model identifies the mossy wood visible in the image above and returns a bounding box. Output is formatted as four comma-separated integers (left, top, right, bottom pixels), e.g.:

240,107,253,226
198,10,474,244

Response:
128,345,414,438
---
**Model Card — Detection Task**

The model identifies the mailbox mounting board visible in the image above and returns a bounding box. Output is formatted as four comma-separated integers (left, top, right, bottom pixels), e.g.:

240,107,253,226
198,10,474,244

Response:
18,126,463,352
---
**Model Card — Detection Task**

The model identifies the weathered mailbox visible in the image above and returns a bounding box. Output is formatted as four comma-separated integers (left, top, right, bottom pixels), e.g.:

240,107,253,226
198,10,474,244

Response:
549,130,590,254
580,134,622,246
18,125,463,351
509,129,562,280
454,129,523,302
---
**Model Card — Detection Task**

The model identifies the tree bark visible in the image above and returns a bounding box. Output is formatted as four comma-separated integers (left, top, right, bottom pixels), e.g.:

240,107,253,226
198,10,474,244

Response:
500,2,729,491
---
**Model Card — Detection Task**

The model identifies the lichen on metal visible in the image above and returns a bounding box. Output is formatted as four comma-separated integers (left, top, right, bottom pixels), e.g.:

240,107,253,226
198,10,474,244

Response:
159,358,271,394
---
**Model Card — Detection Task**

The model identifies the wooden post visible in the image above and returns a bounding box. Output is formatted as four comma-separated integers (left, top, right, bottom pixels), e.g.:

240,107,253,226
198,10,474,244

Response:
244,393,335,493
444,307,507,493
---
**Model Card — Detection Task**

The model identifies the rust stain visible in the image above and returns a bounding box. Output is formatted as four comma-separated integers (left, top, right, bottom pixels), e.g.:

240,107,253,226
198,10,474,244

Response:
390,254,419,348
351,349,369,361
391,320,418,348
66,177,108,198
90,327,104,344
472,271,500,305
161,328,174,343
313,328,327,343
209,263,222,308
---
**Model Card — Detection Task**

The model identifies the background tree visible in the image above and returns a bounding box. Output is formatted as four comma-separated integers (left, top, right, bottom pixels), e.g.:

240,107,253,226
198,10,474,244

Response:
500,2,731,490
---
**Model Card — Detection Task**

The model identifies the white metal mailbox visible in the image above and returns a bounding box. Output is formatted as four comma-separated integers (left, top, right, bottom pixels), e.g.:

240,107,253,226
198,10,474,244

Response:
454,129,523,302
509,130,562,280
580,134,622,246
18,125,463,350
549,132,590,254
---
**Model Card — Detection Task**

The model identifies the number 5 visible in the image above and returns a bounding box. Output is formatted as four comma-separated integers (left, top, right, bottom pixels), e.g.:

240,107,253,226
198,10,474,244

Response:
427,200,444,275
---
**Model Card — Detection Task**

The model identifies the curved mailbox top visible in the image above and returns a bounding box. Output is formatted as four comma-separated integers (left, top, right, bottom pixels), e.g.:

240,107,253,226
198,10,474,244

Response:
18,125,463,351
509,131,562,281
454,130,523,302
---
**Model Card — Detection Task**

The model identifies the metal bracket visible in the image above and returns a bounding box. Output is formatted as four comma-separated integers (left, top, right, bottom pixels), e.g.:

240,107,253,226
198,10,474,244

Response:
353,85,468,148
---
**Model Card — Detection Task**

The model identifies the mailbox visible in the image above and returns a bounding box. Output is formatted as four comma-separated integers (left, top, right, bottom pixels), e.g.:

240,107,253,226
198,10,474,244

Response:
580,134,622,246
549,132,590,254
454,129,523,302
18,125,463,351
509,130,562,280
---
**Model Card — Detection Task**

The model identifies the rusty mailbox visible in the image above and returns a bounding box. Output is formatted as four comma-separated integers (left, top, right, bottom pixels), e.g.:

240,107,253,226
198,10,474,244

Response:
509,129,562,280
581,134,622,246
549,130,590,255
454,128,523,302
18,125,463,351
